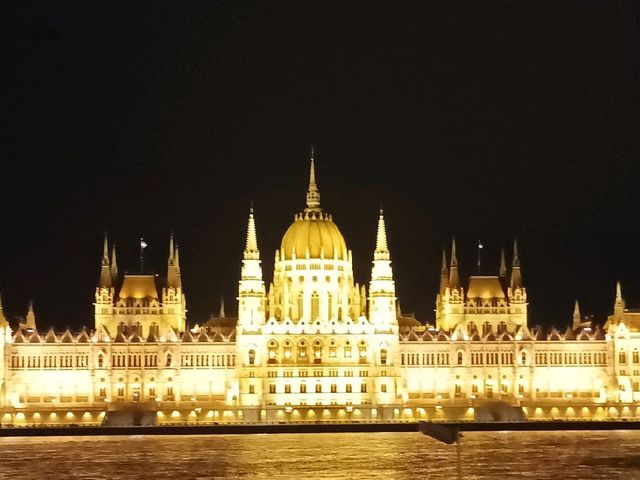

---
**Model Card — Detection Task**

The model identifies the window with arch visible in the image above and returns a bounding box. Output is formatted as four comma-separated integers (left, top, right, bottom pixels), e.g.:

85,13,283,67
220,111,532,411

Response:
313,340,322,363
633,350,639,364
344,341,352,358
268,341,278,364
297,341,308,362
521,351,527,365
380,349,388,365
248,349,256,365
358,341,367,364
97,354,104,368
327,293,333,319
457,351,464,365
165,353,173,367
283,341,292,362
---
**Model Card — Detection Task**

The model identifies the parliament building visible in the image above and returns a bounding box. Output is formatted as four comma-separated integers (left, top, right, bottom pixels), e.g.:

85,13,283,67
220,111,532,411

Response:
1,154,639,426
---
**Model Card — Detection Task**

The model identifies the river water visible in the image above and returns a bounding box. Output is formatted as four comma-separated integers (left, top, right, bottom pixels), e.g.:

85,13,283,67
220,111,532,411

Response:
1,431,639,479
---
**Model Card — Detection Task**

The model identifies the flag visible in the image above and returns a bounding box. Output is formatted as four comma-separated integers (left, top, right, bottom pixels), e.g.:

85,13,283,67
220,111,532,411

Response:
140,238,148,249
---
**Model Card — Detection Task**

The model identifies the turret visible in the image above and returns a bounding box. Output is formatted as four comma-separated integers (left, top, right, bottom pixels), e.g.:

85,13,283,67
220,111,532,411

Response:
0,293,7,329
572,299,582,330
167,233,182,289
99,233,111,288
369,209,396,328
499,247,507,279
510,238,522,290
238,207,265,331
614,281,624,320
110,243,118,280
449,237,460,289
439,248,449,294
25,300,37,332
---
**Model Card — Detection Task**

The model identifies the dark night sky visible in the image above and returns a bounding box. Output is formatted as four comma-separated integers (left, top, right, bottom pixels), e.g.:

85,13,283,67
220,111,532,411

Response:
1,1,639,330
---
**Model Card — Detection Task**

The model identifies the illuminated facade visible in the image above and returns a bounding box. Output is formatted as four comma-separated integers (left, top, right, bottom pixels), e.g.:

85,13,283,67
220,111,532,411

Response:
1,154,639,426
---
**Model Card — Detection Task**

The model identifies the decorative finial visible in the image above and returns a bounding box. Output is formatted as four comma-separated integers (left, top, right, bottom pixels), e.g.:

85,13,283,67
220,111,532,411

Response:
102,232,109,266
244,207,259,259
499,247,507,278
374,208,389,260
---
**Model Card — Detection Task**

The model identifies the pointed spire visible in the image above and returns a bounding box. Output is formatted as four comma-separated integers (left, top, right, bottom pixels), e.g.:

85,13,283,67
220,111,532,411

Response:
99,233,112,288
168,232,175,265
219,297,225,318
572,299,582,329
174,243,180,270
167,234,182,289
110,244,118,277
0,292,7,327
25,300,36,331
244,206,260,260
305,146,321,212
614,280,625,318
499,247,507,278
374,208,390,260
439,247,449,294
510,238,522,290
616,280,623,305
449,237,459,288
102,233,109,266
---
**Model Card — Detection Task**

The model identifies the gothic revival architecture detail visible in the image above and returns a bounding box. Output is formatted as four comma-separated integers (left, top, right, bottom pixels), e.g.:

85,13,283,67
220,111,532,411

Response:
0,153,639,426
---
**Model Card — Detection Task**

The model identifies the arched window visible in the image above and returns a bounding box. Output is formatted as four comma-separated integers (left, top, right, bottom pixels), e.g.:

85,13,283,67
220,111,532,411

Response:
327,293,333,320
165,353,173,367
311,292,319,320
97,354,104,368
313,340,322,363
380,349,388,365
248,349,256,365
633,350,639,364
297,341,308,363
268,341,278,364
283,341,292,362
358,341,367,364
521,351,527,365
457,351,464,365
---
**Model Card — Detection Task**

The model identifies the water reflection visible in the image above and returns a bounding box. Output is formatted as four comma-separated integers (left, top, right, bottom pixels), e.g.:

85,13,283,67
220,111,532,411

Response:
0,431,639,479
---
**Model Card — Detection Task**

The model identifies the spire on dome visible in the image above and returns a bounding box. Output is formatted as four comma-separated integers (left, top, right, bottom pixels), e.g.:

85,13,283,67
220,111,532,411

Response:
110,243,118,278
99,233,112,288
244,206,260,259
616,280,623,305
499,247,507,278
374,208,389,260
449,237,459,288
305,146,321,212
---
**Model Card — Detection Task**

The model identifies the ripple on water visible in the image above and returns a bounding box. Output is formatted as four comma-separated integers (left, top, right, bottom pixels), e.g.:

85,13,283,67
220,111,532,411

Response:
1,431,640,479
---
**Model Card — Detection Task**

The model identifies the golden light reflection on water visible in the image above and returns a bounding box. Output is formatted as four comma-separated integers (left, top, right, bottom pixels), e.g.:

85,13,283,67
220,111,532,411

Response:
1,431,639,479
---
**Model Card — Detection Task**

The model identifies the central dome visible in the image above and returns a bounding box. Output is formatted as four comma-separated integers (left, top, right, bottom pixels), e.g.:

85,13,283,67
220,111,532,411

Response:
281,211,347,260
280,149,348,261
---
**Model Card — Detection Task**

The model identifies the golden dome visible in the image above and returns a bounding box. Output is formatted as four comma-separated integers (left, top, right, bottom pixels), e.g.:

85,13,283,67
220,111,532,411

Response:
281,211,347,260
280,148,348,260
